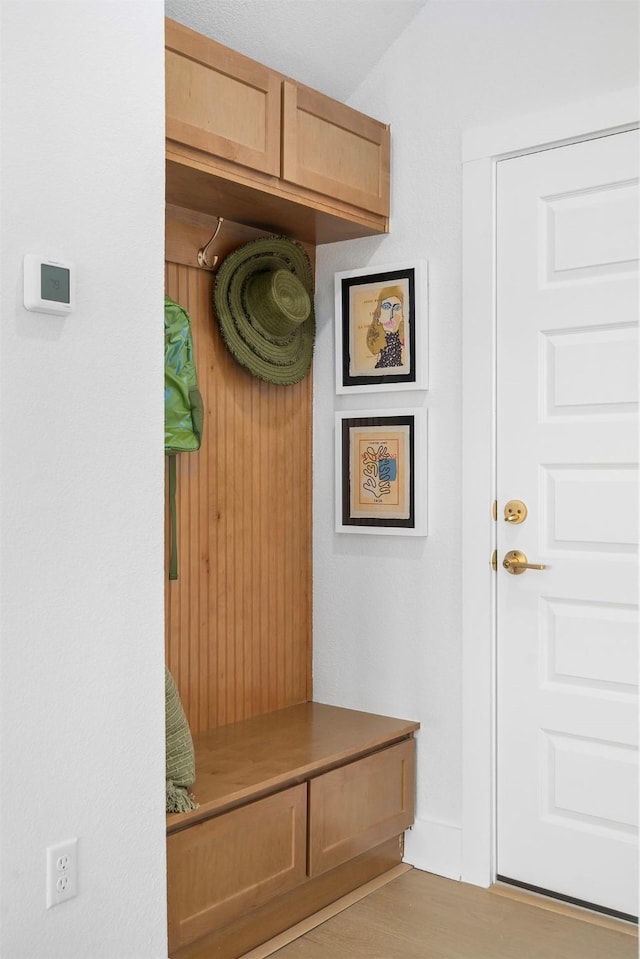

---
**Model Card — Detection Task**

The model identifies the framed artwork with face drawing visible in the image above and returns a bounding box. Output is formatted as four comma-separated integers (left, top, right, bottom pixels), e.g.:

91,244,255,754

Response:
335,409,428,536
334,261,428,393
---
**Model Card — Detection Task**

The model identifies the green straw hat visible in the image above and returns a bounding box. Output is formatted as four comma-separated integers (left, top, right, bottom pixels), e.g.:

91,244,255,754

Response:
213,236,315,386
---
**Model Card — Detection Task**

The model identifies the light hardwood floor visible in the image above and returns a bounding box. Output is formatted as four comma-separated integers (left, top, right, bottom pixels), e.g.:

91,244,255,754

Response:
261,869,638,959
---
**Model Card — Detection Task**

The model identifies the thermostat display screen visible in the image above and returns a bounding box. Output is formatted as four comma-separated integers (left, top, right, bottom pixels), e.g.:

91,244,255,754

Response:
41,264,70,304
23,254,75,315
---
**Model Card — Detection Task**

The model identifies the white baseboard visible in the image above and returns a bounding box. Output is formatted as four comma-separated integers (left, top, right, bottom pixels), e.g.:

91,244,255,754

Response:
403,816,462,881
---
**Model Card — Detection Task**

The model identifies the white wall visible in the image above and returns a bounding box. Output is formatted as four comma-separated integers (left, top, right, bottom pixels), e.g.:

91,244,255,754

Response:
0,3,166,957
313,0,639,880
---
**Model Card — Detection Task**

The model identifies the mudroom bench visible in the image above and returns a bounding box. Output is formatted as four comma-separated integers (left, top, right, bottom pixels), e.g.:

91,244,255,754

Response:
167,701,419,958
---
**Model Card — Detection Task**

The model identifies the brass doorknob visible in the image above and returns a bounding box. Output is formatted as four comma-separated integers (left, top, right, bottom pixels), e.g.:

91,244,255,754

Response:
502,550,546,575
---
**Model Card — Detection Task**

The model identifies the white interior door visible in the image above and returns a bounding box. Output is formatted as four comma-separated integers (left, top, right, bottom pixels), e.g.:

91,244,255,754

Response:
496,129,639,919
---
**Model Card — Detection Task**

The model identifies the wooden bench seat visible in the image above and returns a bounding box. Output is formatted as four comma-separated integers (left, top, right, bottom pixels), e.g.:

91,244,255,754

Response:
167,701,419,958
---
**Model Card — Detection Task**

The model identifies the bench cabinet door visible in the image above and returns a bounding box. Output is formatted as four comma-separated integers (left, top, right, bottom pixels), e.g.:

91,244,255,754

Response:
167,784,307,952
308,738,415,877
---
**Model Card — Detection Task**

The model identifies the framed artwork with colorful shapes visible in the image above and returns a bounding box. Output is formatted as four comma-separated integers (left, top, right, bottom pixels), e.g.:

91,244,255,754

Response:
335,409,427,535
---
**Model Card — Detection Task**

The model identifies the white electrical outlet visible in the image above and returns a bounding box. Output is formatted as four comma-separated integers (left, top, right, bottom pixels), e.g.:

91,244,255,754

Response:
46,838,78,908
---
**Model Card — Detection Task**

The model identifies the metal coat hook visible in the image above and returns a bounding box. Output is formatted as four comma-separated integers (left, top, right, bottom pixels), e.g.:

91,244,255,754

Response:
197,217,224,270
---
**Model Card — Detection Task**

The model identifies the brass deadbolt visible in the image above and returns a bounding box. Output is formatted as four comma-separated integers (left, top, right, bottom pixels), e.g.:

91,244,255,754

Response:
504,500,528,524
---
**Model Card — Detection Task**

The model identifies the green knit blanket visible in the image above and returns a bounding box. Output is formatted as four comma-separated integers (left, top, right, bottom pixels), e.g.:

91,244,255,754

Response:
165,667,198,813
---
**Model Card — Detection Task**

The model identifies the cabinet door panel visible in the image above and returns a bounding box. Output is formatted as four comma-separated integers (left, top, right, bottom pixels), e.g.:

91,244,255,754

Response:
166,20,281,176
167,785,307,952
282,81,390,217
308,739,415,877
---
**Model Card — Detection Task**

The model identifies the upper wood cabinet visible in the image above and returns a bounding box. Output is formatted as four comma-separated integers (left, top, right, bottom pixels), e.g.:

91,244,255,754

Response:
165,20,281,177
165,18,391,244
282,80,390,218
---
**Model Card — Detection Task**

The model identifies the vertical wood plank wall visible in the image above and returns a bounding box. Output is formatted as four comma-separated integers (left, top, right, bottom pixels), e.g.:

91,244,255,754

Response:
165,211,313,733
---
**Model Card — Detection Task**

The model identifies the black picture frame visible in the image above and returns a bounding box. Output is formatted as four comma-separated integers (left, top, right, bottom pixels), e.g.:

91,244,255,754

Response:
334,261,428,394
335,410,428,536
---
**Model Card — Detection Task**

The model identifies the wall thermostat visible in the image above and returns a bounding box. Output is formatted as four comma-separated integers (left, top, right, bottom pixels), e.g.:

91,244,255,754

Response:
23,254,75,315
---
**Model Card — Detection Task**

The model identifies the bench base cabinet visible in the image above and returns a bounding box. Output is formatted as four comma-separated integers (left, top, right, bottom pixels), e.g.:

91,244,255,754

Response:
167,703,418,958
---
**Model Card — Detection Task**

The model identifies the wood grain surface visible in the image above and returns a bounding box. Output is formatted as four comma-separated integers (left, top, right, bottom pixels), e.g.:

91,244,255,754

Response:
267,868,637,959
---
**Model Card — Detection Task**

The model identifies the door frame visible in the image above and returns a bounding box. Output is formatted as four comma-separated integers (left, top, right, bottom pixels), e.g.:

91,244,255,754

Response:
460,87,639,888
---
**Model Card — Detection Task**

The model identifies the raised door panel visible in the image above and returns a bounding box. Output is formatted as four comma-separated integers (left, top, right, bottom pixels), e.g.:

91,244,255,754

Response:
167,784,307,952
308,739,415,877
282,81,390,218
166,19,281,177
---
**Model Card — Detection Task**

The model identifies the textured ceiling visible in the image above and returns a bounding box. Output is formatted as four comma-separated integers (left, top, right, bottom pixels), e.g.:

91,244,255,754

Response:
164,0,429,102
